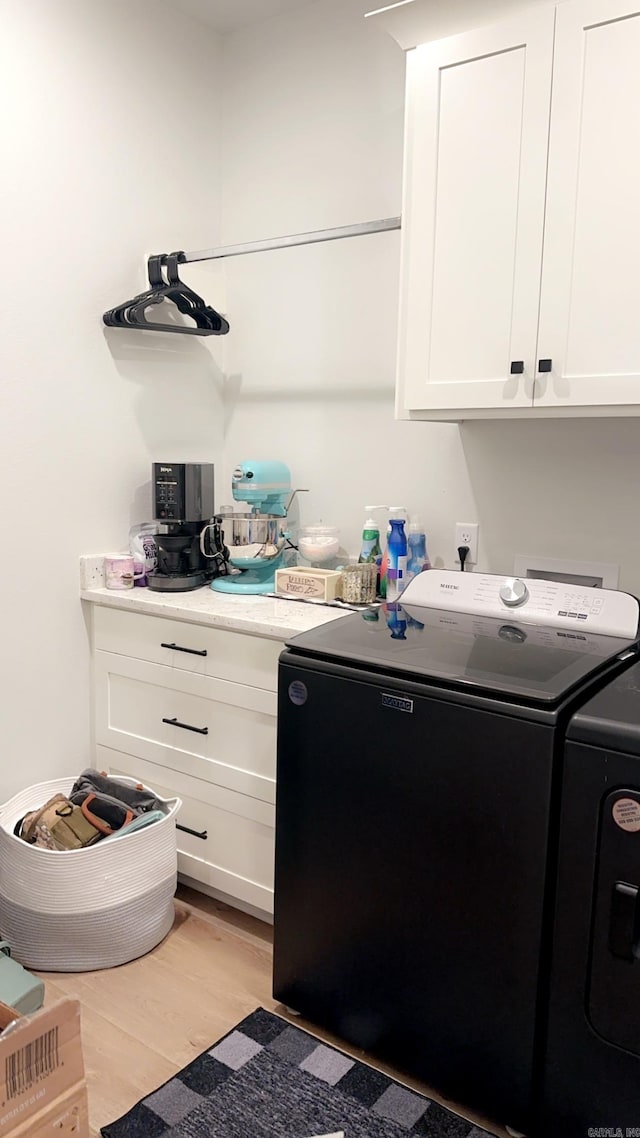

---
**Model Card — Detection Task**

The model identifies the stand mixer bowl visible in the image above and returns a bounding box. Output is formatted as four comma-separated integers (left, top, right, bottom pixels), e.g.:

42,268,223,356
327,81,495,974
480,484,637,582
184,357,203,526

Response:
222,514,287,568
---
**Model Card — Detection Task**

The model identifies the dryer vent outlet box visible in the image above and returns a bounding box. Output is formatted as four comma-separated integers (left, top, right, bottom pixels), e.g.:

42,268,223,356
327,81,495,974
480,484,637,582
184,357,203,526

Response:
513,556,619,590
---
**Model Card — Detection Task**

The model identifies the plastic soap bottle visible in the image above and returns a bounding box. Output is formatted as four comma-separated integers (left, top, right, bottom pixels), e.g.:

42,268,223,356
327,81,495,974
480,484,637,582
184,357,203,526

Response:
358,511,382,565
385,508,408,602
359,505,387,596
406,516,431,586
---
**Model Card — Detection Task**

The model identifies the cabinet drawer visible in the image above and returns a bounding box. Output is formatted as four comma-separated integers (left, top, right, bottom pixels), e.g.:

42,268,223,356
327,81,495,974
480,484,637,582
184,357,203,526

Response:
93,606,282,689
100,748,274,915
94,652,276,802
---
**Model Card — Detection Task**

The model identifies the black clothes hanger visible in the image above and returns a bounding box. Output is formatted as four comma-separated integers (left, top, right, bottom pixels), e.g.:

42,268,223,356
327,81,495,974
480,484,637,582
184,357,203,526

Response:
103,254,173,331
103,253,230,336
127,252,217,331
164,252,228,332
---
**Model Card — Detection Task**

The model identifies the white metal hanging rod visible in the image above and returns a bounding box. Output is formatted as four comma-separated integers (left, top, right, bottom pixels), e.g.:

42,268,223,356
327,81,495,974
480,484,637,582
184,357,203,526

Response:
176,216,402,264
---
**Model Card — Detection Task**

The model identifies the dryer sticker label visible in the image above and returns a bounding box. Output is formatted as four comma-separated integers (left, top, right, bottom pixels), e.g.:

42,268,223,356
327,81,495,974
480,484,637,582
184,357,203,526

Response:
612,798,640,832
288,680,308,707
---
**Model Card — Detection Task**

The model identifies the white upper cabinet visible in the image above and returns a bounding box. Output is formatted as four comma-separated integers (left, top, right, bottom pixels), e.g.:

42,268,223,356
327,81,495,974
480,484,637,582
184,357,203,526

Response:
398,9,554,416
536,0,640,409
397,0,640,420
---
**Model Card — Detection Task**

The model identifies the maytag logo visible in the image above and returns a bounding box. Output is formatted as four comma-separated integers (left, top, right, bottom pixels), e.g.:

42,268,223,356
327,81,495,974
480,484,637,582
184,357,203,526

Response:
381,693,414,714
440,583,459,590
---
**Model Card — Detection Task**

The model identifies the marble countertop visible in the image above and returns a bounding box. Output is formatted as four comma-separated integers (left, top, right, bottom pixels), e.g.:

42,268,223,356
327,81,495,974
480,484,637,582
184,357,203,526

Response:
80,557,350,641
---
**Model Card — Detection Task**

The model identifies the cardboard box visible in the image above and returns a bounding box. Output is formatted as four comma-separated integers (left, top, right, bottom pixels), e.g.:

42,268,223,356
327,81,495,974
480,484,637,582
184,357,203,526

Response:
0,999,88,1138
275,566,342,601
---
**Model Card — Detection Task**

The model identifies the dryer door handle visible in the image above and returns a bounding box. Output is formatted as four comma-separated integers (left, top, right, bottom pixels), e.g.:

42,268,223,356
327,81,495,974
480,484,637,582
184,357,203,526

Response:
609,881,639,960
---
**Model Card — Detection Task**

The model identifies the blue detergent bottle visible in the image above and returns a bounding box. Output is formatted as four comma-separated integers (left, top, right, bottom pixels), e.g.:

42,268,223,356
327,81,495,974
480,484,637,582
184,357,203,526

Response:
406,515,431,586
385,510,408,602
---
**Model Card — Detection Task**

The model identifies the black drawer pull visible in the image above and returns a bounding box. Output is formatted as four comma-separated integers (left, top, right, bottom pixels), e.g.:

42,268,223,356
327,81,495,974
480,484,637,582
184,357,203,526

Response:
161,642,207,657
162,716,209,735
177,823,208,840
510,360,524,375
538,358,552,373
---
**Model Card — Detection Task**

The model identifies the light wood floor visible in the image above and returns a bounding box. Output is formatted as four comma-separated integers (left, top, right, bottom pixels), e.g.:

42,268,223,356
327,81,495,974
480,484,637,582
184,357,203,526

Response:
36,884,509,1138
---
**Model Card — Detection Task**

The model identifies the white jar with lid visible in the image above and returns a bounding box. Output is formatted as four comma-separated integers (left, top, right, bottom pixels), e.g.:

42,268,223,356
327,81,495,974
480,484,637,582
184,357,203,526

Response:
298,525,340,564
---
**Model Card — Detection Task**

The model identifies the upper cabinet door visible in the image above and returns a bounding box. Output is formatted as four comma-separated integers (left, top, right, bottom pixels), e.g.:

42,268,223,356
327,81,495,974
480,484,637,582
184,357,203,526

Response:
536,0,640,408
397,10,555,416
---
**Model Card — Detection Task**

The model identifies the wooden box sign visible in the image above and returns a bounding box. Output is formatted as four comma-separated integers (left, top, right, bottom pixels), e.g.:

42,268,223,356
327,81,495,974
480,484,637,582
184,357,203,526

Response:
275,567,342,602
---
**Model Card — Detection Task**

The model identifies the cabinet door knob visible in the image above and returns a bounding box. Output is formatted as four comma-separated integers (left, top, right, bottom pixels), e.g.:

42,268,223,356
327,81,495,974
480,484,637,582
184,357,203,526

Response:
538,359,552,373
510,361,524,375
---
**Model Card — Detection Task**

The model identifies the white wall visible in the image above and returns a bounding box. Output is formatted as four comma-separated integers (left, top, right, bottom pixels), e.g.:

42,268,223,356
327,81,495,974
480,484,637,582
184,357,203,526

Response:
0,0,224,794
4,0,640,795
219,0,478,563
219,0,640,592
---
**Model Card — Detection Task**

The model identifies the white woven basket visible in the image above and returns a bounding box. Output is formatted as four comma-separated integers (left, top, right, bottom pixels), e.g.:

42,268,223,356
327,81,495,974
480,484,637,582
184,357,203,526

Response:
0,776,181,971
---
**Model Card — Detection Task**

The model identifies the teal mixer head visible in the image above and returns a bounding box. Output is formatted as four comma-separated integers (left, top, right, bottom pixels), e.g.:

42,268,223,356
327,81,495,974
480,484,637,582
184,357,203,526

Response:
231,460,292,517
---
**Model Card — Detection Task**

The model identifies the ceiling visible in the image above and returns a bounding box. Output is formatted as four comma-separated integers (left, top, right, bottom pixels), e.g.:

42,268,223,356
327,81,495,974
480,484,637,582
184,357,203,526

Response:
168,0,322,35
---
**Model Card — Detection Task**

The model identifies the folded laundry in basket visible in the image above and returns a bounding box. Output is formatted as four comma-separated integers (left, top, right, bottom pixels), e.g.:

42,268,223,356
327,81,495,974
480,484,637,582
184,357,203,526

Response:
16,770,169,850
102,809,167,841
20,793,103,850
69,768,166,836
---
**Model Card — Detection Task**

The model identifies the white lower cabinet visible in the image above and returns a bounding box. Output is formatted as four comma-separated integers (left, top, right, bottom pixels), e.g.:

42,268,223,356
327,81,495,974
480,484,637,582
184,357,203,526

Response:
91,606,283,919
99,748,276,916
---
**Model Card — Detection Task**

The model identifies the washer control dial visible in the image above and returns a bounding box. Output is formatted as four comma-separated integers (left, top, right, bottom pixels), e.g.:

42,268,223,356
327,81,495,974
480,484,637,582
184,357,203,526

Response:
499,577,529,608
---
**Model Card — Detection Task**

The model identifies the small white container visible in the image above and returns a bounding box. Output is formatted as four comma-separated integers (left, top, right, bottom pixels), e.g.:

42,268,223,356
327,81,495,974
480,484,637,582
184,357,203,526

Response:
298,525,340,563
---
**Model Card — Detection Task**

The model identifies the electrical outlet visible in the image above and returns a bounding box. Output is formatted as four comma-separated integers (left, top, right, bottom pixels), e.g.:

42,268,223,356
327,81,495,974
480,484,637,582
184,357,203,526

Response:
455,522,479,566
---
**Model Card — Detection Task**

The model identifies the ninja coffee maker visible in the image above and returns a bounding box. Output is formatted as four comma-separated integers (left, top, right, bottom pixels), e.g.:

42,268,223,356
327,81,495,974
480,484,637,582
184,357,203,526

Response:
147,462,228,592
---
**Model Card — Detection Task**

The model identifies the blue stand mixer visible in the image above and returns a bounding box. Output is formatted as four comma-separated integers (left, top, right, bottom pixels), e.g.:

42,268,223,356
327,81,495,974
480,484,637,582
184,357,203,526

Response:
208,461,307,595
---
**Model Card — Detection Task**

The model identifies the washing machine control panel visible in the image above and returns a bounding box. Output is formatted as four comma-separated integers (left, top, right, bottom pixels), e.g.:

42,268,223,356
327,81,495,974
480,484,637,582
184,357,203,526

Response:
401,570,639,639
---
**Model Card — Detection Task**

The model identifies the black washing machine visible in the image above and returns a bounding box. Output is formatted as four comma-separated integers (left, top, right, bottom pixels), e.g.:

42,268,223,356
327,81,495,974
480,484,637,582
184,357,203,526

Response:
272,571,639,1137
541,660,640,1136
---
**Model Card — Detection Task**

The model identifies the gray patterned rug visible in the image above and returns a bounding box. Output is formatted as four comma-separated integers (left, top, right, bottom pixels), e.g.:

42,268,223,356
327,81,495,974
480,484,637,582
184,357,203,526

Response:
100,1008,497,1138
